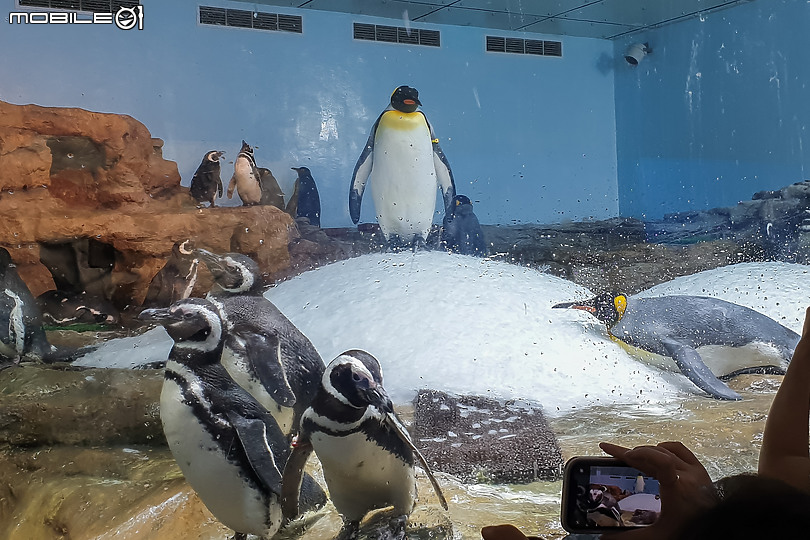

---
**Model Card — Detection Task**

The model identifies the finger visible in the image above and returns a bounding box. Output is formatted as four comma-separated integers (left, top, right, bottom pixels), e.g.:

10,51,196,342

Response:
599,442,631,458
803,306,810,338
655,441,703,467
621,447,680,484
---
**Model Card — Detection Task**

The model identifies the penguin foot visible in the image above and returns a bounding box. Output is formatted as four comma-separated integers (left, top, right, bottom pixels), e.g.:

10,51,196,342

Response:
336,521,360,540
230,533,247,540
410,236,428,253
387,514,408,540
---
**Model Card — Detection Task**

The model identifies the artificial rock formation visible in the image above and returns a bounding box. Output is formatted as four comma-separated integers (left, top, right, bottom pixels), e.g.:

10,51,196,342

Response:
0,100,295,310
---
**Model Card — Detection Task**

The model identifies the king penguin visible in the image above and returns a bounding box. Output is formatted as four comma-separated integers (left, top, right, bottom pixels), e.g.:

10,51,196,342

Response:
282,350,448,539
0,247,58,366
227,140,263,206
440,195,487,257
553,293,801,400
289,166,321,227
195,248,324,437
350,85,456,250
138,298,326,540
189,150,224,207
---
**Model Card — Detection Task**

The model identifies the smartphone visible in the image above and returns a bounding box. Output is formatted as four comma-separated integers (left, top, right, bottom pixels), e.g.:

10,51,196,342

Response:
561,456,662,534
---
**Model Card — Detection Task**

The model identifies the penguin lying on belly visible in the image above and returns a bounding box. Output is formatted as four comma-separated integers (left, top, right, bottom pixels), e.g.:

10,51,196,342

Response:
195,248,324,438
281,350,448,539
138,298,326,540
553,292,801,400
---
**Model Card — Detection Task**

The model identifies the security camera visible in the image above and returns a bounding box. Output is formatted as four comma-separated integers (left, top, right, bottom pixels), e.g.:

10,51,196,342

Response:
625,43,650,66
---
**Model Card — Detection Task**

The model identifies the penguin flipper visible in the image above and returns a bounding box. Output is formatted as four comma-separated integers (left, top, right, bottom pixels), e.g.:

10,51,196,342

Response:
236,329,296,407
227,174,237,198
349,118,379,224
281,436,315,519
660,337,742,400
226,412,284,494
216,175,223,198
426,117,456,211
286,179,300,218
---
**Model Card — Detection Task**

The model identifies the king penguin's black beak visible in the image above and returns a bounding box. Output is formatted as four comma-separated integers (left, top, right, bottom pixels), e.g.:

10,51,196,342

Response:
551,300,597,315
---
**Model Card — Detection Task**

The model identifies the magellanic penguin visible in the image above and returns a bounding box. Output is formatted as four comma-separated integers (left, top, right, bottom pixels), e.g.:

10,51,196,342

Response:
288,167,321,227
138,298,326,539
142,240,199,309
258,167,286,210
282,350,448,539
553,293,801,400
189,150,224,207
196,248,325,437
0,247,58,367
227,140,263,206
440,195,488,257
350,85,456,250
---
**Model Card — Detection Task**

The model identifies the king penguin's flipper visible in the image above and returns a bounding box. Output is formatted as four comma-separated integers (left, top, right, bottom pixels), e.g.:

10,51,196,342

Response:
225,412,284,494
427,120,456,212
349,116,382,224
660,337,742,400
234,328,296,407
281,436,315,519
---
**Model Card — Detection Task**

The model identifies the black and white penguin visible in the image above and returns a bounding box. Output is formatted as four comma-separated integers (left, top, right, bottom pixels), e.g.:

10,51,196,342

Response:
350,85,456,250
138,298,326,539
440,195,487,257
37,290,120,326
0,247,57,366
288,167,321,227
142,240,200,309
281,350,447,538
227,140,263,206
258,167,286,210
189,150,224,207
195,248,324,436
553,293,801,400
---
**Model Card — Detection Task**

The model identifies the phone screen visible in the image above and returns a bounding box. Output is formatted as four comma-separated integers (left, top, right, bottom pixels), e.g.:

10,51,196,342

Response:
561,457,662,533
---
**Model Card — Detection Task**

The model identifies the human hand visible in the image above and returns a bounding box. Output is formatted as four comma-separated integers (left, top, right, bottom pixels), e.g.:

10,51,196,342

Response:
597,441,719,540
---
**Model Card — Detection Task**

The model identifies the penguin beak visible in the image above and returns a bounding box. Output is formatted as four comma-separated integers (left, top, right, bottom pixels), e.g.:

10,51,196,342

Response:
403,98,421,106
138,307,173,323
551,300,597,314
362,380,394,414
195,248,226,275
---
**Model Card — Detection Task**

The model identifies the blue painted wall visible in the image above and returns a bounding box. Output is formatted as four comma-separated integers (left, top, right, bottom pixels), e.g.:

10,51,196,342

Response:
0,0,618,227
614,0,810,219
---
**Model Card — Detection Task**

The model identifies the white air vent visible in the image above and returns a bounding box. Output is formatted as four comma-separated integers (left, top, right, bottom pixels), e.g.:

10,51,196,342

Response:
486,35,562,57
199,6,302,33
354,22,440,48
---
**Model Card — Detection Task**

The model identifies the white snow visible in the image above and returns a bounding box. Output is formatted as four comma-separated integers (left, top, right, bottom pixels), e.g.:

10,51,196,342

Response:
75,253,809,416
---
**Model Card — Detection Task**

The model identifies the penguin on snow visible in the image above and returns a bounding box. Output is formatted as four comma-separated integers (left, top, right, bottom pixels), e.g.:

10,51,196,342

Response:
227,140,263,206
553,292,801,400
189,150,224,207
282,349,447,539
287,166,321,227
138,298,326,540
195,248,324,437
350,85,456,250
142,240,199,309
441,194,487,257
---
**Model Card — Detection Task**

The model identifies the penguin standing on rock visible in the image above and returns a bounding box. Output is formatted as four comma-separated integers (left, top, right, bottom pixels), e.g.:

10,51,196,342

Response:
441,195,487,257
258,167,286,210
0,247,58,367
142,240,199,309
553,293,801,400
227,141,263,206
350,85,456,250
195,248,324,437
288,167,321,227
138,298,326,540
282,350,448,539
189,150,224,207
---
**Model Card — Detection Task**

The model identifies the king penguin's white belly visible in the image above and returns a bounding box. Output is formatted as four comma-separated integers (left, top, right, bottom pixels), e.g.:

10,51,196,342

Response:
221,347,295,435
371,112,438,240
311,429,416,522
160,367,280,536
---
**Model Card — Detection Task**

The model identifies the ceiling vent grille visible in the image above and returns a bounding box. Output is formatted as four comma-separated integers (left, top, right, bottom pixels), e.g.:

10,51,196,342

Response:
354,22,440,47
18,0,139,11
486,35,562,57
199,6,302,33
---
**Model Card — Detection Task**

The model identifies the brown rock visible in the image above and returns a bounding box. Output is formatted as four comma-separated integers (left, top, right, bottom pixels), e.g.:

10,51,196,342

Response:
0,100,296,308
